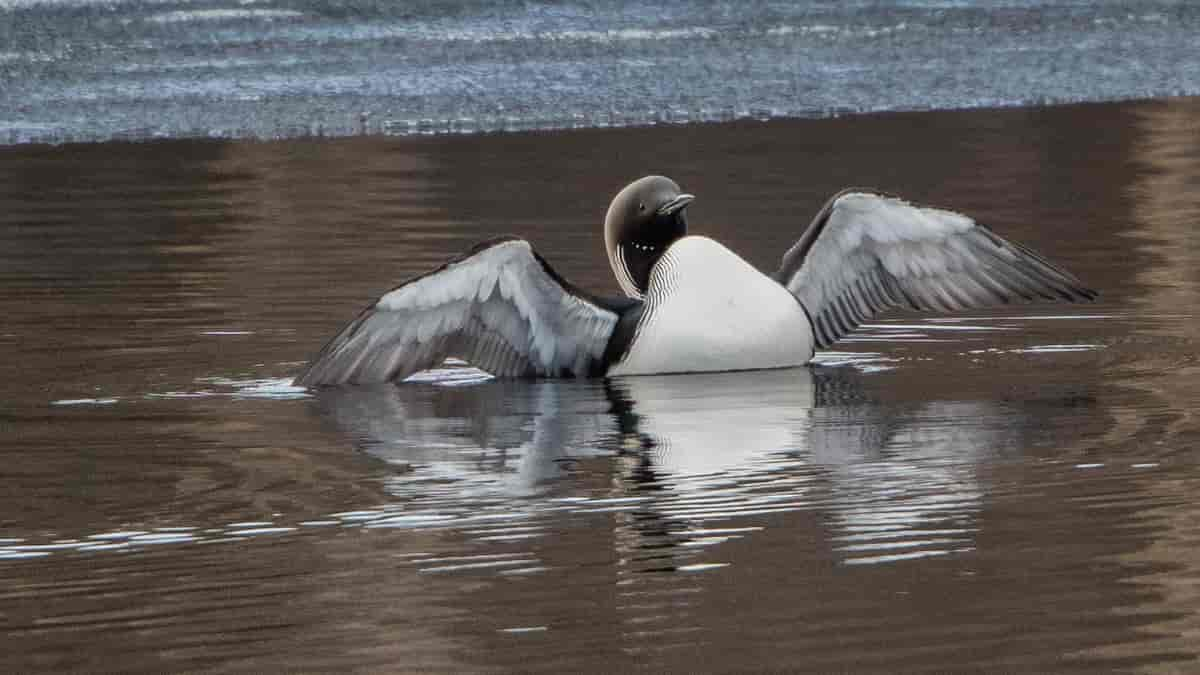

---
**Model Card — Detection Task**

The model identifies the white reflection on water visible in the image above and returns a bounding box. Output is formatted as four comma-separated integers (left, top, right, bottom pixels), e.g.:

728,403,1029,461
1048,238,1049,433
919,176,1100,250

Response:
810,401,1004,565
8,359,1060,570
314,366,1007,570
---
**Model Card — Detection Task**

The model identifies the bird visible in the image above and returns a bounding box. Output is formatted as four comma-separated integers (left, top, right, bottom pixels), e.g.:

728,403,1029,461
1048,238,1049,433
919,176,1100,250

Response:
294,175,1096,386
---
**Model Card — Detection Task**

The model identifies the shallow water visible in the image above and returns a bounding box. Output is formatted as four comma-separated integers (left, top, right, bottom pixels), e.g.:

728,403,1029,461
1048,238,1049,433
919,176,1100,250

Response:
2,98,1200,672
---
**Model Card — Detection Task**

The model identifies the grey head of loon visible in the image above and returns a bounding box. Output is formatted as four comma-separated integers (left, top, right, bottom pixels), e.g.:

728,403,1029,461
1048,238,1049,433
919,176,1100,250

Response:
604,175,694,299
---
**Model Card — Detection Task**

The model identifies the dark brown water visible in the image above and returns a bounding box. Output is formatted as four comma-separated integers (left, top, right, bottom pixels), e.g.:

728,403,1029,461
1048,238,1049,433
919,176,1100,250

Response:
2,98,1199,673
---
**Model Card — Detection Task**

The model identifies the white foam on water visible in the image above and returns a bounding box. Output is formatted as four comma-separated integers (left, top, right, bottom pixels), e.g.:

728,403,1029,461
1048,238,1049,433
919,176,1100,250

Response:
146,8,305,24
403,364,495,386
1012,344,1102,354
51,397,119,406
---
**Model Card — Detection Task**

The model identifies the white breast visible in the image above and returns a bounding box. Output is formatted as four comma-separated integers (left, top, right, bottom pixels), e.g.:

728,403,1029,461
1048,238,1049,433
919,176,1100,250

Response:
608,236,815,376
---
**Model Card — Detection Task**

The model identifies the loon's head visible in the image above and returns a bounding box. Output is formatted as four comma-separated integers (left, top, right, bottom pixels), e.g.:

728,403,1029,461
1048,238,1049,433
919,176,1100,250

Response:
604,175,694,299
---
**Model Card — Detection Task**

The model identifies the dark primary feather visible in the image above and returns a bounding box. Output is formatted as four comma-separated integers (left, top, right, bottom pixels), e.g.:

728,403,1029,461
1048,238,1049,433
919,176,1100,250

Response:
775,190,1097,349
295,237,630,386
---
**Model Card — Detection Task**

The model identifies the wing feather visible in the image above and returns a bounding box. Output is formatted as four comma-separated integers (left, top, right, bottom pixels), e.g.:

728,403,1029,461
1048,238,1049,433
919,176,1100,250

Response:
775,191,1097,349
296,237,625,385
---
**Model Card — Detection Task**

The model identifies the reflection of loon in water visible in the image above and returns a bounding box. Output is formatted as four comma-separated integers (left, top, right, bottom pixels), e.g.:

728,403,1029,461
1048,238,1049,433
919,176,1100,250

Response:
314,369,826,491
313,378,613,496
313,368,1043,565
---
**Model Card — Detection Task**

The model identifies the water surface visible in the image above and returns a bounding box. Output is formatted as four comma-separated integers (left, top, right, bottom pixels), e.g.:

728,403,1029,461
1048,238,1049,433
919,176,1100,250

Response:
2,98,1200,672
3,0,1199,144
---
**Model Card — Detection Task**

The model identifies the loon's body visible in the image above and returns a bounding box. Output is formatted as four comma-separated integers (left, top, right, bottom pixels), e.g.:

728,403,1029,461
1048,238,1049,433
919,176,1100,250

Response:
607,236,813,376
295,176,1095,386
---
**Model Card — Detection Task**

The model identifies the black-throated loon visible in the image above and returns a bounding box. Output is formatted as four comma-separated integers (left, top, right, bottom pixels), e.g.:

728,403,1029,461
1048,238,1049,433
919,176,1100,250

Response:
295,175,1096,386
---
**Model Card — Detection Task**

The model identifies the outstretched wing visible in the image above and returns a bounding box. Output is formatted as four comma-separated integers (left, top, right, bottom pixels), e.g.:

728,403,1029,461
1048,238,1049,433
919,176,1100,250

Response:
775,190,1097,349
296,237,626,386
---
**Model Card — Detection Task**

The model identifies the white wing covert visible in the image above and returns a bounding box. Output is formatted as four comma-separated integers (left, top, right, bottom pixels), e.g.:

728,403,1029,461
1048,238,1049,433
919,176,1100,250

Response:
296,237,622,385
775,191,1097,349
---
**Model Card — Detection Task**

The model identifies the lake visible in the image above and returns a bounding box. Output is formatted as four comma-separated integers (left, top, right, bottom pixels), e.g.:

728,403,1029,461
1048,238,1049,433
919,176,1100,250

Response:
2,97,1199,672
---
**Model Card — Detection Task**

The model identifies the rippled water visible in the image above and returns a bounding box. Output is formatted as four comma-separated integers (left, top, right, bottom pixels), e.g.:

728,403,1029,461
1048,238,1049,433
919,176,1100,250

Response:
2,0,1199,144
2,98,1200,672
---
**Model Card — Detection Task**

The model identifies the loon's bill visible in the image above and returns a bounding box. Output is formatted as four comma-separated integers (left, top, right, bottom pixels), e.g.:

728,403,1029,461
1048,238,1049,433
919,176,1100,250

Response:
295,176,1096,386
